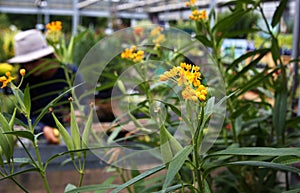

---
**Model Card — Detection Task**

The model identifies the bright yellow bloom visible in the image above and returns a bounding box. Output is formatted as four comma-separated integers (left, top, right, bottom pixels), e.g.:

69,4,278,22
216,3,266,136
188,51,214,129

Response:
46,21,62,32
185,0,196,7
160,62,208,101
0,71,15,88
150,27,165,49
19,69,26,77
121,46,144,63
189,9,207,21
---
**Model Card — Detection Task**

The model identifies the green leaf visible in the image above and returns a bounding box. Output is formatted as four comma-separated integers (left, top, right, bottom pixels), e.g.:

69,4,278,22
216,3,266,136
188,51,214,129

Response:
64,184,77,193
8,108,17,129
52,112,74,151
195,35,213,48
160,125,183,163
272,156,300,165
204,179,211,193
212,9,250,34
0,146,3,166
32,84,82,128
208,147,300,157
273,88,287,143
228,160,300,174
162,145,192,191
65,184,119,193
226,48,270,71
4,130,34,142
0,113,14,161
82,106,93,149
271,37,280,64
235,68,277,96
157,184,186,193
0,168,39,181
271,0,288,28
111,165,165,193
228,49,269,86
282,189,300,193
10,83,25,112
70,103,81,150
23,84,31,117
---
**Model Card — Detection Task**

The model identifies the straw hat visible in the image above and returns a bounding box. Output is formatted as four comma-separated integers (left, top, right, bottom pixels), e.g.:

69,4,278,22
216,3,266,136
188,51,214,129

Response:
7,29,54,64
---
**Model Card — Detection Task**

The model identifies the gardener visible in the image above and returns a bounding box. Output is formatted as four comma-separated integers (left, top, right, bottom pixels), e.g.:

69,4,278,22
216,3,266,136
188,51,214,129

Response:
7,29,84,144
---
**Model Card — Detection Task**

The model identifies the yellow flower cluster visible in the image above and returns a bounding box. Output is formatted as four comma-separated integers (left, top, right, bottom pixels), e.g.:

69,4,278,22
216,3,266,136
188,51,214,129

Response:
121,45,144,63
46,21,62,32
185,0,196,7
189,10,207,21
160,62,207,102
0,72,15,88
150,26,165,49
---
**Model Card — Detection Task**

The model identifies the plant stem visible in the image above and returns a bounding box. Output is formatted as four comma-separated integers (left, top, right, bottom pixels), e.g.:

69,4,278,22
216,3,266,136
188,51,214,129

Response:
192,105,205,192
11,177,29,193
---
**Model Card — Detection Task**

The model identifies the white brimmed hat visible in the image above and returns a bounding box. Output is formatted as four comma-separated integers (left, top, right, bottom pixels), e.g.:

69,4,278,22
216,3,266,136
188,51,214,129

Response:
7,29,54,64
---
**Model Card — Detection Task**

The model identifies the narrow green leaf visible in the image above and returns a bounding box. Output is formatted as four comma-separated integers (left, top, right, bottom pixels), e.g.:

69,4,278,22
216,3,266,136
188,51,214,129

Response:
8,108,17,129
157,184,186,193
228,161,300,173
52,112,74,151
228,49,269,86
162,145,192,191
0,168,39,181
32,84,82,128
0,113,14,161
272,156,300,165
271,37,280,64
64,183,77,193
0,130,11,162
271,0,288,28
66,36,75,64
235,68,277,96
226,48,270,72
204,179,211,193
82,106,93,149
10,83,25,112
208,147,300,157
160,125,183,163
212,9,249,33
195,35,213,47
282,188,300,193
70,103,81,150
111,164,165,193
23,84,31,116
273,89,287,143
4,130,34,142
0,146,3,166
65,184,119,193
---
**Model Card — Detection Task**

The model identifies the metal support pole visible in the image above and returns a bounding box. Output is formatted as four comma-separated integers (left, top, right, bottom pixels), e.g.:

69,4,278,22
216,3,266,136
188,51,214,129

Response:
292,0,300,115
72,0,79,35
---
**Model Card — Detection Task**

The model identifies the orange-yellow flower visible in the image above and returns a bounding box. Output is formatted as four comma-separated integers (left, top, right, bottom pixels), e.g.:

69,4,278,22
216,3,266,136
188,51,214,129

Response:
185,0,196,7
121,46,144,63
20,69,26,77
189,9,207,21
160,62,208,101
46,21,62,32
0,71,15,88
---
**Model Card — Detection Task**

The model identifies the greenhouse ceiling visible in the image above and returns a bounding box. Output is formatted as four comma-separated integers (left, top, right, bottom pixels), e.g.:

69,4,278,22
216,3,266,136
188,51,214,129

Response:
0,0,291,20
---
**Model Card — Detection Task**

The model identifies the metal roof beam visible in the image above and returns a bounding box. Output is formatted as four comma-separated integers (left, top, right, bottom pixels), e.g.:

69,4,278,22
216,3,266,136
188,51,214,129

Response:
77,0,100,9
116,0,162,11
0,6,147,19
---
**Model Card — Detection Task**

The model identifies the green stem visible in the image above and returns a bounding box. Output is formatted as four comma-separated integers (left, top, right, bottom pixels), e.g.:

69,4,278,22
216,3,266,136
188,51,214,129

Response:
27,116,51,193
11,177,29,193
192,104,205,192
78,151,87,187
